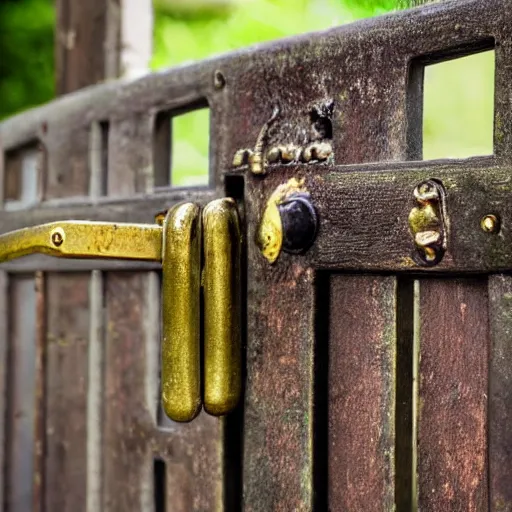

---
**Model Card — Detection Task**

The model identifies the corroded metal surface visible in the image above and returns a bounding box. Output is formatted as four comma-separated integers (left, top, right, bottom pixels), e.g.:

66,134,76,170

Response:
203,199,242,416
161,203,202,422
0,221,162,263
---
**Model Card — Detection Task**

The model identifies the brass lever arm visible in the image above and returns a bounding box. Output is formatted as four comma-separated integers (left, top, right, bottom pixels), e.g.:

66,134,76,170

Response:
0,221,162,263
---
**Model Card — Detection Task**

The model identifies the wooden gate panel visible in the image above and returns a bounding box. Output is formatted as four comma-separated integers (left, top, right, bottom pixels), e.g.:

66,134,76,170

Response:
489,275,512,512
417,279,489,511
328,275,396,511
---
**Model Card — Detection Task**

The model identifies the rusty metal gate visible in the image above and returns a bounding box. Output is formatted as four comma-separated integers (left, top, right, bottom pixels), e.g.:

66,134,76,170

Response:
1,1,511,510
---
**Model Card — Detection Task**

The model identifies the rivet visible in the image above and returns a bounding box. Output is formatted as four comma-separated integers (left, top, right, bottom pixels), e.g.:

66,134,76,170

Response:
154,211,166,226
50,227,65,247
213,70,226,90
481,214,500,233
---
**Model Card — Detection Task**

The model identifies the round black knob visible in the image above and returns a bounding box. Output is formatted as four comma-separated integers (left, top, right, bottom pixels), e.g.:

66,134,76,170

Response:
277,193,318,255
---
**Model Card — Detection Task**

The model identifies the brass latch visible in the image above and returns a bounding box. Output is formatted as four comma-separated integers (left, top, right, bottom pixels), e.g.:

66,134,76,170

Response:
0,199,242,422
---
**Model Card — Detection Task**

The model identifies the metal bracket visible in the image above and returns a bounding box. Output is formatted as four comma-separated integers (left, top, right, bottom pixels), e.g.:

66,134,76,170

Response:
408,179,447,266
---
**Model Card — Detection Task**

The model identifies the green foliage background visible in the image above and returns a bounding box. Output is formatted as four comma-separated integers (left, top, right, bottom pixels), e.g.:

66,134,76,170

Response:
0,0,494,184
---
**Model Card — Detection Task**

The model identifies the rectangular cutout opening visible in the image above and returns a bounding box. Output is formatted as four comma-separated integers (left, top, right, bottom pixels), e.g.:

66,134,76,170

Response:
153,100,210,188
89,120,109,197
409,44,495,160
153,458,166,512
395,278,415,511
3,142,43,210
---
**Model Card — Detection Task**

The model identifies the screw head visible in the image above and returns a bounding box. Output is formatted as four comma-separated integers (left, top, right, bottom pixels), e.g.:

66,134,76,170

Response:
50,227,65,247
154,210,167,226
213,70,226,90
481,214,500,233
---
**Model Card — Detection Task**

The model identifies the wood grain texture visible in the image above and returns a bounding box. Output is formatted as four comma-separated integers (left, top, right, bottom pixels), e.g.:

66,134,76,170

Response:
305,160,512,273
44,273,90,512
489,275,512,512
5,276,37,512
103,272,151,510
417,279,489,512
0,272,7,509
328,275,396,511
0,1,507,176
243,170,316,511
33,272,46,512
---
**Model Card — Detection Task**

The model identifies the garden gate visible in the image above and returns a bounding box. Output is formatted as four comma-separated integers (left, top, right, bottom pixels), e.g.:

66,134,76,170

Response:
0,1,511,510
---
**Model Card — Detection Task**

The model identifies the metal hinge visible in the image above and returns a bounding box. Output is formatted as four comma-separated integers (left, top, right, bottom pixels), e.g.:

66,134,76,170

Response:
0,198,242,423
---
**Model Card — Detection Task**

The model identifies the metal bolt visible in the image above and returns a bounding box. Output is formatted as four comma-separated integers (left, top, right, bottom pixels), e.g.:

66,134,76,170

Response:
213,70,226,90
278,193,318,255
50,227,65,247
481,214,500,234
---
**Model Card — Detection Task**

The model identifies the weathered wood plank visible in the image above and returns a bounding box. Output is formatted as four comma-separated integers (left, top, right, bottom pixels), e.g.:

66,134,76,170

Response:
416,278,488,511
1,0,506,173
0,188,217,234
489,275,512,512
8,158,512,274
302,160,512,272
108,114,153,195
44,273,90,512
244,168,316,511
33,272,46,512
103,272,151,510
0,271,7,508
243,261,315,511
328,275,396,511
5,276,37,512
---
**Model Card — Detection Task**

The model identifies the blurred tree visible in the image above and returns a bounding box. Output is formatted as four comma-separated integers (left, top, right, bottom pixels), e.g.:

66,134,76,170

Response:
0,0,55,119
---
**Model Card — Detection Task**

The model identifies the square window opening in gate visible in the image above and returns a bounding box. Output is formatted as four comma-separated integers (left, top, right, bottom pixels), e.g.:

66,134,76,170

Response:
422,49,495,160
3,142,43,210
154,102,210,188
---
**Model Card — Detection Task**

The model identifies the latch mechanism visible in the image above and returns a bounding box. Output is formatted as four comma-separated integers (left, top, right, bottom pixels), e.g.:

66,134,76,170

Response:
408,179,447,266
0,199,242,423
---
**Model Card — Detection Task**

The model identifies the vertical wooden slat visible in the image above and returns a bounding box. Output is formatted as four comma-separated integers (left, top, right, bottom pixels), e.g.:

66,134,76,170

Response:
103,272,151,510
5,276,37,512
417,279,489,511
86,270,104,512
44,273,90,512
328,275,396,511
0,271,7,509
33,272,46,512
243,256,315,511
489,275,512,511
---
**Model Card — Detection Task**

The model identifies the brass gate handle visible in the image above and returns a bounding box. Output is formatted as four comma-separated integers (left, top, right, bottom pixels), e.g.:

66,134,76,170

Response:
0,199,242,423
